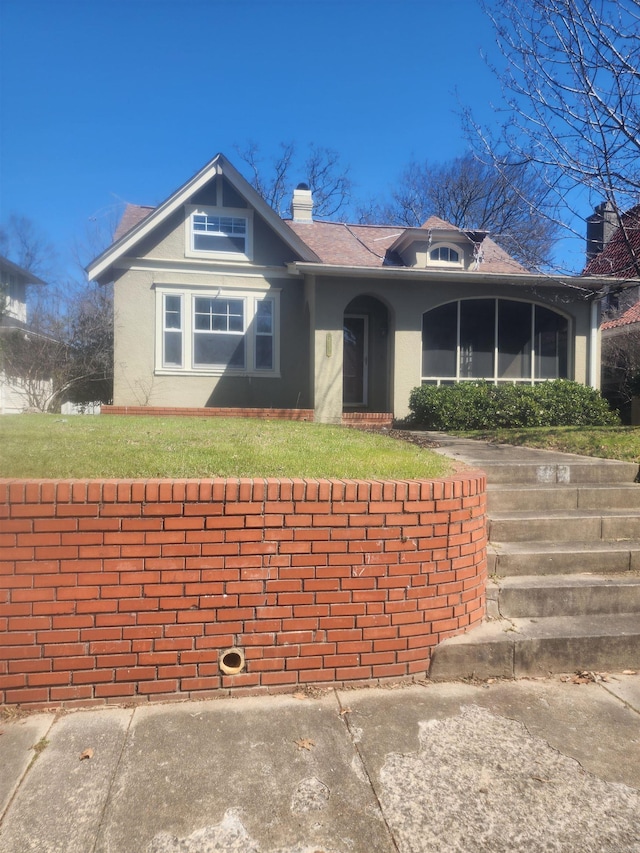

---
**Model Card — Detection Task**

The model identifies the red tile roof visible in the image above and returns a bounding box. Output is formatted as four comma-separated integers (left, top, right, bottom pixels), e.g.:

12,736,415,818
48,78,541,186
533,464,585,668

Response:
601,300,640,330
583,206,640,278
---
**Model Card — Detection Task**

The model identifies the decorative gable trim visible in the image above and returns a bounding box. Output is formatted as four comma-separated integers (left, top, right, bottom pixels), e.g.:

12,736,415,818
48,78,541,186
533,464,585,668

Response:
87,154,320,283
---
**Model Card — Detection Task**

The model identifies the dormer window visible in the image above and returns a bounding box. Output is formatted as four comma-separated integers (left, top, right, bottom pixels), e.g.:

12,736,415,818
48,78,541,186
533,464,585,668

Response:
186,205,253,260
429,245,461,265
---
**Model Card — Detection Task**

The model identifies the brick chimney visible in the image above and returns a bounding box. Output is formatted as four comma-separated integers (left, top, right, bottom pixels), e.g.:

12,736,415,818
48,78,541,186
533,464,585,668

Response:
291,183,313,223
586,201,617,260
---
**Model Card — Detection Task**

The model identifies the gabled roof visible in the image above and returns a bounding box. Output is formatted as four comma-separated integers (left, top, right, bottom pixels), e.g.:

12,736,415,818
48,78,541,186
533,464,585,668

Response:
0,254,46,286
583,205,640,278
87,153,321,282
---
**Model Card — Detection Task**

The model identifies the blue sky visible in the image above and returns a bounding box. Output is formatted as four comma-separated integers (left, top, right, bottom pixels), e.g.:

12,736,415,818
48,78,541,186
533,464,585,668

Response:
1,0,584,276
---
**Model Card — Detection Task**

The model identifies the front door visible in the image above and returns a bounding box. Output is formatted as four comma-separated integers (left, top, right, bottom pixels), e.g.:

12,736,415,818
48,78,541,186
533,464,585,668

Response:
343,315,368,406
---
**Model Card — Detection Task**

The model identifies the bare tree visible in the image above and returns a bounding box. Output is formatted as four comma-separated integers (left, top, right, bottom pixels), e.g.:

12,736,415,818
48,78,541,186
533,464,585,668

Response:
0,214,114,411
359,154,558,269
602,326,640,420
235,141,352,219
467,0,640,274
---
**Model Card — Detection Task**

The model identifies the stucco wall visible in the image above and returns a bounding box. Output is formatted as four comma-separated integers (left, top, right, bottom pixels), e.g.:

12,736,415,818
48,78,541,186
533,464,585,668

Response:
309,274,594,422
113,269,310,409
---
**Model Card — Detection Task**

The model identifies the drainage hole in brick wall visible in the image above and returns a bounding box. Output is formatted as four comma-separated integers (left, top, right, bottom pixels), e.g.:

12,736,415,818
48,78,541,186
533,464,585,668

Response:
219,648,245,675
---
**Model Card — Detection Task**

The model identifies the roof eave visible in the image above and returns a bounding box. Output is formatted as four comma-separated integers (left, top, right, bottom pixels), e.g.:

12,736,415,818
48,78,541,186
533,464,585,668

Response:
287,261,615,291
0,255,47,286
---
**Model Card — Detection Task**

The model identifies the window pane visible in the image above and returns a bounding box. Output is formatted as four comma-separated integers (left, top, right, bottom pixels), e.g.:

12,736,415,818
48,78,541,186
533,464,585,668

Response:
422,302,457,377
164,330,182,366
460,299,494,378
192,214,247,253
193,233,245,253
164,296,181,331
535,307,568,379
498,301,532,378
256,300,273,334
194,334,245,368
255,335,273,370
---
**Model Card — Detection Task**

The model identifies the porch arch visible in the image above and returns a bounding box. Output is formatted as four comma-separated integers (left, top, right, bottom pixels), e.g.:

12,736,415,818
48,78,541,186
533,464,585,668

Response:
343,295,391,412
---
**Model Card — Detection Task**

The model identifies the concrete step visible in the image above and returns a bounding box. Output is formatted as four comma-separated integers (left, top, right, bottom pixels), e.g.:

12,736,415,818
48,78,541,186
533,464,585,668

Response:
488,483,640,513
488,540,640,576
478,460,638,486
490,573,640,618
429,613,640,680
488,509,640,542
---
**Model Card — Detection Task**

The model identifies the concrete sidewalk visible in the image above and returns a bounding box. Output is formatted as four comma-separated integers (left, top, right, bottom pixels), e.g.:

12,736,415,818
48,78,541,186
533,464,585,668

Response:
2,675,640,853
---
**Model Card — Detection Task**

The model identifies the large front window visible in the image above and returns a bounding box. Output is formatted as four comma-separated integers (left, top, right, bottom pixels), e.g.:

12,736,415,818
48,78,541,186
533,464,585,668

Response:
422,299,569,384
157,289,278,375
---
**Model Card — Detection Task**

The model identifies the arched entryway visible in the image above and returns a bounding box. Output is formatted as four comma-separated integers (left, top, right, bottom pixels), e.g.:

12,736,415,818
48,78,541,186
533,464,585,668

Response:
343,296,391,414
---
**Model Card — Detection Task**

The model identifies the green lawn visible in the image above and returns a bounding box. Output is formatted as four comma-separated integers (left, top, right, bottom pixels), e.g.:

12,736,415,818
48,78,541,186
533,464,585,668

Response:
0,415,453,480
461,426,640,463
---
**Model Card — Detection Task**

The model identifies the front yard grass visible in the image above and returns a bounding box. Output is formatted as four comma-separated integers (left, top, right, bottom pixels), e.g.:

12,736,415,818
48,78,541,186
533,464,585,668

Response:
461,426,640,463
0,415,453,480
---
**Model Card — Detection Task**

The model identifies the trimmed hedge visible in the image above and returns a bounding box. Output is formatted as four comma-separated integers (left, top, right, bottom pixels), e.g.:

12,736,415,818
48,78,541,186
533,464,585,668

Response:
408,380,620,430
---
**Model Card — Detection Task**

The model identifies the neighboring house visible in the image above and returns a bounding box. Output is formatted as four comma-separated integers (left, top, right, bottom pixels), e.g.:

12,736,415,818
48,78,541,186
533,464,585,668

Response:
584,203,640,422
87,154,610,424
0,255,48,414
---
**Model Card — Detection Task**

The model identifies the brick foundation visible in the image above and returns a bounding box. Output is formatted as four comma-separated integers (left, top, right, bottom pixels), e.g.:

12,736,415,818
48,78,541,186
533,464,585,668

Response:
0,473,486,709
101,406,314,420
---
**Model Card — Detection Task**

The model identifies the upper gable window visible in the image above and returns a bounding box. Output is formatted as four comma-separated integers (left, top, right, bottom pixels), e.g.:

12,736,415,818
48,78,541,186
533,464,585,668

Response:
429,245,461,265
186,205,253,260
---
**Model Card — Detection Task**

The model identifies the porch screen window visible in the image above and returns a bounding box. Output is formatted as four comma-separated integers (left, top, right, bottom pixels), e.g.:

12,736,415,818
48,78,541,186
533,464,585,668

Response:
460,299,494,378
194,297,245,368
422,299,569,384
163,294,182,367
192,214,247,254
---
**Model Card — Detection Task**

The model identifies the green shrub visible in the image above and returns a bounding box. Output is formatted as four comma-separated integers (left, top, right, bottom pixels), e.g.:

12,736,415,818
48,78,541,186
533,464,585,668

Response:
408,380,620,430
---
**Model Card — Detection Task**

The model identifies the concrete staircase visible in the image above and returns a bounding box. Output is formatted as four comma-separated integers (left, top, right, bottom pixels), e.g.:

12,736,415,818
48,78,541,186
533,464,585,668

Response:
426,437,640,679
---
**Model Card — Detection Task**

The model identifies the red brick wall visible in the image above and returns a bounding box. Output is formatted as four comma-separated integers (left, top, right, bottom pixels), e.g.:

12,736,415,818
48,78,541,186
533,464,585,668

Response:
101,406,314,420
0,473,486,709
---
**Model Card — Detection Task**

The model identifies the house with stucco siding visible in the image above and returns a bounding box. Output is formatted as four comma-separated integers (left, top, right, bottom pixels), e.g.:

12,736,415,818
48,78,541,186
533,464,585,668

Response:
87,154,610,424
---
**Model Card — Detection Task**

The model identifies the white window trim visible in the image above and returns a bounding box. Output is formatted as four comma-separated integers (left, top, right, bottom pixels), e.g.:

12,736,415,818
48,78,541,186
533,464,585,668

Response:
155,286,280,377
185,204,254,262
426,243,464,268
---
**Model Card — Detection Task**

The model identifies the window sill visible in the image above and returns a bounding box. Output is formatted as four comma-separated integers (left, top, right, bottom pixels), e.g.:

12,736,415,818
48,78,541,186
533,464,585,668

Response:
155,368,281,379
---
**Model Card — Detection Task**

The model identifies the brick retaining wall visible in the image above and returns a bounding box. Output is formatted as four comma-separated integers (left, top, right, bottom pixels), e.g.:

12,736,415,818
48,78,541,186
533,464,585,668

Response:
0,473,486,709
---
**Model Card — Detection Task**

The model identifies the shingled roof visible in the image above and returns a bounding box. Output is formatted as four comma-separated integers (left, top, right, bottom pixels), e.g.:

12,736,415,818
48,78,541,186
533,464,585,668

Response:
112,204,527,275
285,217,529,274
113,204,155,241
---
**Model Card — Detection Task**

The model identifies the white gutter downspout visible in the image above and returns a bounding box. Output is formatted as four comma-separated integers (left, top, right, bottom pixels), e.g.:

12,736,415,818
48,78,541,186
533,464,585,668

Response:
589,299,599,389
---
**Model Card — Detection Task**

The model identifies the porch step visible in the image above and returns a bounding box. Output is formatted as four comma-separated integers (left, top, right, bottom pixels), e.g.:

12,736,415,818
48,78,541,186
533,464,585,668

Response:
478,460,638,485
488,540,640,576
488,509,640,542
488,483,640,512
429,613,640,680
342,412,393,428
419,433,640,680
489,573,640,618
